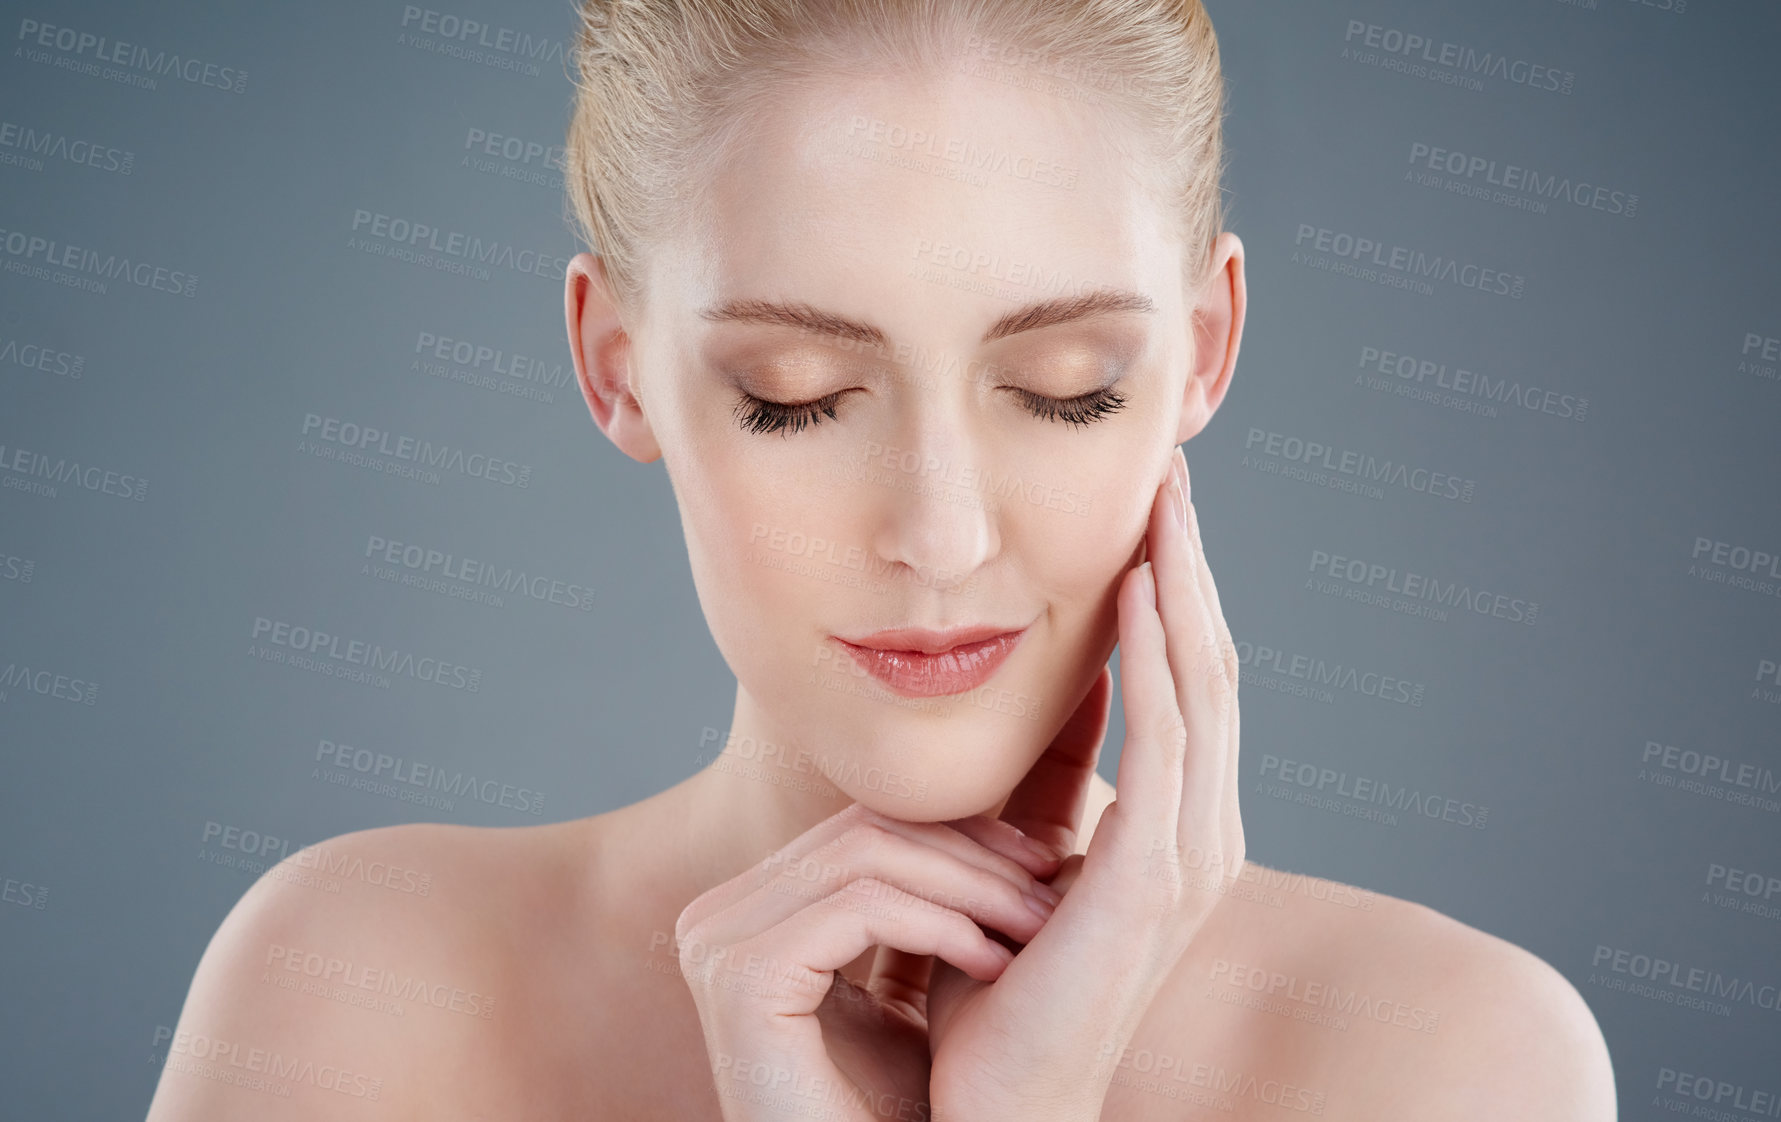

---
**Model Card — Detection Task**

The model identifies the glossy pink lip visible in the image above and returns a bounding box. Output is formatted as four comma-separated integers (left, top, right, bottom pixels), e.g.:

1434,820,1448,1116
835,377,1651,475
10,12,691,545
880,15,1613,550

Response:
832,625,1028,698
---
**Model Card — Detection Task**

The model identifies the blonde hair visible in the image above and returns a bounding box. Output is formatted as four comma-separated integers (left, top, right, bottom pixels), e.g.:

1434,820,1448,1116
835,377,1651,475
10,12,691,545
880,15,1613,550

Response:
563,0,1228,315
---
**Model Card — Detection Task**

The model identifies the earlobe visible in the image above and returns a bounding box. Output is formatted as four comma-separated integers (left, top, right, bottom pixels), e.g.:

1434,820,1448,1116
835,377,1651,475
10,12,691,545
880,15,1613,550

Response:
565,252,662,464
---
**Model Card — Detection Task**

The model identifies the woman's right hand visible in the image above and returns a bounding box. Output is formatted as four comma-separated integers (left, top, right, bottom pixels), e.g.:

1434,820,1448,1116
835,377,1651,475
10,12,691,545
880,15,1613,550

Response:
672,802,1065,1121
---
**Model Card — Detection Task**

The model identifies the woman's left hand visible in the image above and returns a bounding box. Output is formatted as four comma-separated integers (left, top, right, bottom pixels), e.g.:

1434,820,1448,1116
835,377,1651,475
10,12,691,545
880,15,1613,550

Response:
924,445,1246,1121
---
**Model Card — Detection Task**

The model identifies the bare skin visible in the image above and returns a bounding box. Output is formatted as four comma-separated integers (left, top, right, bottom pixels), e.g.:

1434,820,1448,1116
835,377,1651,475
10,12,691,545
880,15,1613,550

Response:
147,50,1616,1122
144,775,1613,1119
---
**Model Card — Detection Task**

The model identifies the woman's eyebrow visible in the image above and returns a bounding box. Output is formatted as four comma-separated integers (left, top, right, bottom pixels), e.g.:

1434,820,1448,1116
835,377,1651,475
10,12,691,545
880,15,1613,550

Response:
698,288,1155,348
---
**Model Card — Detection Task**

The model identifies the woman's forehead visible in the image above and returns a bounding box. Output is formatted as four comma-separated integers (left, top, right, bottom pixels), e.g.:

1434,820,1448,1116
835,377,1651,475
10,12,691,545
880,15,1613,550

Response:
655,66,1181,318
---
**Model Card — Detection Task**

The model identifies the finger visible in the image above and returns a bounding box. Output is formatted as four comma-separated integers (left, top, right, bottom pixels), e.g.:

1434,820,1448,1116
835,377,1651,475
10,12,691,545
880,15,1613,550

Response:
1146,447,1231,819
713,880,1016,1017
865,946,933,1020
683,799,1055,937
685,820,1057,951
942,814,1068,878
873,814,1058,897
1047,852,1088,897
1183,474,1237,740
1109,552,1185,831
676,808,864,935
995,665,1112,862
1175,480,1246,876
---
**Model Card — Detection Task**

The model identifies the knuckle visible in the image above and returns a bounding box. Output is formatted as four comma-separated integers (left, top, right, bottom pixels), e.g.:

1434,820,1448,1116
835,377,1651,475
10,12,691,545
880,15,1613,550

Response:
840,802,882,828
1191,635,1240,717
1143,712,1190,764
673,898,707,945
843,820,894,856
839,875,888,904
675,922,717,966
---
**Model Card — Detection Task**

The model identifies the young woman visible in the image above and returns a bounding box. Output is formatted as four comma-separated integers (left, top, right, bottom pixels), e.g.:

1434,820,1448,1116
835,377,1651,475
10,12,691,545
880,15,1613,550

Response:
148,2,1616,1118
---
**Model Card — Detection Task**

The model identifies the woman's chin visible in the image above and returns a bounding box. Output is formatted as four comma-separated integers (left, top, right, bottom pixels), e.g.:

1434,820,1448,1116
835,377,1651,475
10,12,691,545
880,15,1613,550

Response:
837,761,1025,824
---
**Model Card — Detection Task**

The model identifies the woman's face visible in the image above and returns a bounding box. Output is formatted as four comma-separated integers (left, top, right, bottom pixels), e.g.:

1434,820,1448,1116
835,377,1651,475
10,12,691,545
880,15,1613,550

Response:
576,61,1239,822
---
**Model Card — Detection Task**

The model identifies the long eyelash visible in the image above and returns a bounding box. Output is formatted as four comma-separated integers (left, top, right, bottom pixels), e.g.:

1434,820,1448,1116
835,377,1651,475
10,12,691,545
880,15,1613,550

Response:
1011,386,1129,429
733,385,1128,436
733,390,847,436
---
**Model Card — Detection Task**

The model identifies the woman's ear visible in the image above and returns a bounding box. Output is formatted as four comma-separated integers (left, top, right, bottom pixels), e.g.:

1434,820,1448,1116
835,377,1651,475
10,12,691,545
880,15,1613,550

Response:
1175,231,1246,446
565,252,662,464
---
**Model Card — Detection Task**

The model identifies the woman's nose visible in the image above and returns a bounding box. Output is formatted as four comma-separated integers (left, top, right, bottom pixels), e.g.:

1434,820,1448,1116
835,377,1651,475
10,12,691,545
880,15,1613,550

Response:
862,435,1001,585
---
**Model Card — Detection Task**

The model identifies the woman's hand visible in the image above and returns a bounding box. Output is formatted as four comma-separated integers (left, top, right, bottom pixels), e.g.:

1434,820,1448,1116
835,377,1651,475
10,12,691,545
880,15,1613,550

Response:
671,801,1068,1121
924,445,1245,1121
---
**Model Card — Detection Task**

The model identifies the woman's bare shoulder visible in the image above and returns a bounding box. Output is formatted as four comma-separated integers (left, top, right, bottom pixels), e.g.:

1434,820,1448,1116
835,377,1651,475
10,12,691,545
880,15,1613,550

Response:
145,817,602,1120
1187,862,1617,1120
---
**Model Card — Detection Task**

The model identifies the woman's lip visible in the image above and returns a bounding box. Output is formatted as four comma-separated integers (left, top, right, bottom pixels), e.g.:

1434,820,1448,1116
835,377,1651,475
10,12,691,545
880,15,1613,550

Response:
831,627,1027,698
840,624,1023,654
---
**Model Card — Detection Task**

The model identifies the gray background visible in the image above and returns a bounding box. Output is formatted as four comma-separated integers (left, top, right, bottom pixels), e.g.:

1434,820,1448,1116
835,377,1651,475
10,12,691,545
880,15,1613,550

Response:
1,0,1777,1116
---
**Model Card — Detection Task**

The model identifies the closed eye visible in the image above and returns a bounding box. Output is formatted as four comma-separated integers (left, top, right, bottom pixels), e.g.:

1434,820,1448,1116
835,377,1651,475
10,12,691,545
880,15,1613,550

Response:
732,389,852,436
731,383,1129,437
1005,384,1128,429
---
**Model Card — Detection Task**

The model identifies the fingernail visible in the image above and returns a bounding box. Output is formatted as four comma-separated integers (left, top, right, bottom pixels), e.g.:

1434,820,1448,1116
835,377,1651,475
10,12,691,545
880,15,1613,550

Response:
1031,880,1063,907
1025,891,1056,920
1169,450,1188,529
1139,561,1156,607
1015,829,1066,863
